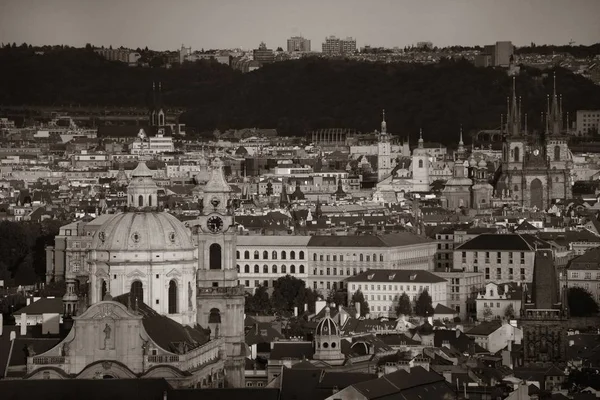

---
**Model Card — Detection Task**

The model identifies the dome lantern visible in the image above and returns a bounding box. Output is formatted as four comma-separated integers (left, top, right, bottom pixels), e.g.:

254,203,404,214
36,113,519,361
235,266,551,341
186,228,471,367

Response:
127,162,158,211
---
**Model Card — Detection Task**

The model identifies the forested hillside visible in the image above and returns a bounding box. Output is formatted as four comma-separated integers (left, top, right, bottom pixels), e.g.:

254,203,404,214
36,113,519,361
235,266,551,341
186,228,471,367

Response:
2,46,600,144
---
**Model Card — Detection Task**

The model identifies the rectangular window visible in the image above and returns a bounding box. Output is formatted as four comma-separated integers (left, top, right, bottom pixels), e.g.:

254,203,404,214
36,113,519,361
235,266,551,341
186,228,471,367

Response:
485,268,490,280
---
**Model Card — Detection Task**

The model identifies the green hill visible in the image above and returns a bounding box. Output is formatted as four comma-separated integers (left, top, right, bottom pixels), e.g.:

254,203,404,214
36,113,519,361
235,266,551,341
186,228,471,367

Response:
2,46,600,145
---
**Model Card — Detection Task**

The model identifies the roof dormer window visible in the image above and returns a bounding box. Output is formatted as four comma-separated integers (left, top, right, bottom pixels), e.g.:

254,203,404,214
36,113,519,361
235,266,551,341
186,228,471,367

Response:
367,274,375,280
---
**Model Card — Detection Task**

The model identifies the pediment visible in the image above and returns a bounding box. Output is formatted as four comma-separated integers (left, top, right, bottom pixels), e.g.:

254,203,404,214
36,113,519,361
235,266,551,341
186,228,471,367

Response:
126,269,146,278
95,269,109,278
166,268,182,278
77,302,139,321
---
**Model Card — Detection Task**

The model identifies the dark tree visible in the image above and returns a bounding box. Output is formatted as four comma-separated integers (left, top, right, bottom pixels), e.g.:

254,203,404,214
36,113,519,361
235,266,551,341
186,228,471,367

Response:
568,287,599,317
85,43,93,51
326,290,347,307
271,275,316,314
350,290,370,317
395,292,413,316
415,290,434,317
504,303,516,319
245,285,271,315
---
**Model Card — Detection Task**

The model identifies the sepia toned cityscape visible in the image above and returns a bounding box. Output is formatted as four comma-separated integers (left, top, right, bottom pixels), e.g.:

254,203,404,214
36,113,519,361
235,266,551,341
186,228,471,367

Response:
1,0,600,399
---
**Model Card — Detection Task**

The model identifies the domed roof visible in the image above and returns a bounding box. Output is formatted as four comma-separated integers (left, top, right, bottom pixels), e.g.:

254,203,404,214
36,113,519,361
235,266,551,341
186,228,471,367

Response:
469,157,478,167
315,307,339,336
478,159,487,168
92,212,195,252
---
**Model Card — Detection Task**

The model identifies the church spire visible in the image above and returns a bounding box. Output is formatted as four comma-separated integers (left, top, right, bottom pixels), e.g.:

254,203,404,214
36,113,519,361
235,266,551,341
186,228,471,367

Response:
381,109,387,134
506,77,520,136
457,125,465,157
418,128,424,149
548,72,562,135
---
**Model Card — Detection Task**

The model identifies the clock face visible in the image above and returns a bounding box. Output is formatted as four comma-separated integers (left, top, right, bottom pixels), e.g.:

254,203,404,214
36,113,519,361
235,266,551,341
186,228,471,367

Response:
207,216,224,233
533,149,540,156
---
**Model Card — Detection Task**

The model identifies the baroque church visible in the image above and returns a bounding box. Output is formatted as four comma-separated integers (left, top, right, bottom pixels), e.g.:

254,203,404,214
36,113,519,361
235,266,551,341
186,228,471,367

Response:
495,75,573,210
24,159,245,388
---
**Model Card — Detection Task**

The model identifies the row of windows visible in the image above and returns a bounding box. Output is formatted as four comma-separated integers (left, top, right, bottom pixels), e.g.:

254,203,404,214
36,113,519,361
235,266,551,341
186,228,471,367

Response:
483,302,502,309
571,271,600,280
238,264,305,274
351,284,432,292
313,253,384,262
237,250,305,260
480,267,526,280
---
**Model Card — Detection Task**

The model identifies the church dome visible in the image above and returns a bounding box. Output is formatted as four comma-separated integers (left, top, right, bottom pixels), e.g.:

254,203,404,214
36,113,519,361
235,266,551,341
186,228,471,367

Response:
92,212,195,252
315,307,339,336
478,159,487,169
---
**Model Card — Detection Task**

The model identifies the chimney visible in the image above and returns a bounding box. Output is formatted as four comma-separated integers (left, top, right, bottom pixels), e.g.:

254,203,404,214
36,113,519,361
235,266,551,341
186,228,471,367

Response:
10,331,16,341
355,301,361,318
0,313,2,336
20,313,27,336
294,306,298,317
456,329,460,339
255,324,259,335
304,303,308,312
163,391,168,400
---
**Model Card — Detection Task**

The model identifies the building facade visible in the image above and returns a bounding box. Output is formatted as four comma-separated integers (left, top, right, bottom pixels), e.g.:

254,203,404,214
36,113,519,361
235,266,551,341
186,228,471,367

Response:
496,77,572,210
454,233,551,285
346,269,447,318
287,36,311,52
308,233,437,293
562,247,600,304
576,110,600,136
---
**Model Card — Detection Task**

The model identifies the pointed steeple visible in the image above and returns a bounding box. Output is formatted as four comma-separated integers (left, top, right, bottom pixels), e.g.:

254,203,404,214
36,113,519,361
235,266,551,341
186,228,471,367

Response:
279,180,290,208
381,109,387,134
506,77,521,136
548,72,562,135
457,125,465,157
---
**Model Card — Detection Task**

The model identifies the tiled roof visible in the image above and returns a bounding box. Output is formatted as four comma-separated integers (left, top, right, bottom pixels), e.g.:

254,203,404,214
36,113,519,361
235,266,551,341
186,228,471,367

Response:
456,234,551,251
346,269,446,284
12,297,63,316
568,248,600,270
465,320,503,336
0,379,173,400
113,294,209,354
434,303,457,314
307,232,433,248
270,341,314,360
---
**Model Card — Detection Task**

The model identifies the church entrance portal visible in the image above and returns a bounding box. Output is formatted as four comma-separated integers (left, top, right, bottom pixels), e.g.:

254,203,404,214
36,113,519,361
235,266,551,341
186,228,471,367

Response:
530,179,543,209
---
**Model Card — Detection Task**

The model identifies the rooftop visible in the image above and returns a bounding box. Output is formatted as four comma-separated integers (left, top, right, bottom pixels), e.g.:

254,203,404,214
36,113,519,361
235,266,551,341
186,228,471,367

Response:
346,269,446,284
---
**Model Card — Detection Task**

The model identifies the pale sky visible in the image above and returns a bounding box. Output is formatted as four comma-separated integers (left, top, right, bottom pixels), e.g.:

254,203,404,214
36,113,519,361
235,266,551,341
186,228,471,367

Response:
1,0,599,51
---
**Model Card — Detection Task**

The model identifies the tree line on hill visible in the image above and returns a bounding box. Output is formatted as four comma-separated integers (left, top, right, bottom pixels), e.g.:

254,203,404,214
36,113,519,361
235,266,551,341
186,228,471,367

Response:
0,220,65,285
2,46,600,145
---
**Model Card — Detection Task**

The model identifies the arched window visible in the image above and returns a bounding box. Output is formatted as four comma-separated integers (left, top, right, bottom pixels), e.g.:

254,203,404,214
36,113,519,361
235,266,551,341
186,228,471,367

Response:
360,254,364,262
263,250,268,259
209,243,222,270
168,280,178,314
281,251,286,260
272,265,277,273
263,265,268,273
101,279,108,301
300,251,305,260
254,250,259,260
244,251,250,259
366,255,370,262
299,265,305,274
514,147,520,162
244,265,250,273
272,251,278,260
418,160,423,168
236,251,240,259
148,196,152,207
254,265,259,273
290,251,296,260
209,308,221,324
282,265,287,274
313,253,317,261
554,145,561,161
290,265,296,274
138,195,144,207
131,281,143,304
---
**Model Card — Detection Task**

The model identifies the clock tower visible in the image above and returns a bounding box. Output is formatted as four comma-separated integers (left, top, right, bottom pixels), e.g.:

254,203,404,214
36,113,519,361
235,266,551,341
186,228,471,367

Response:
189,158,245,388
